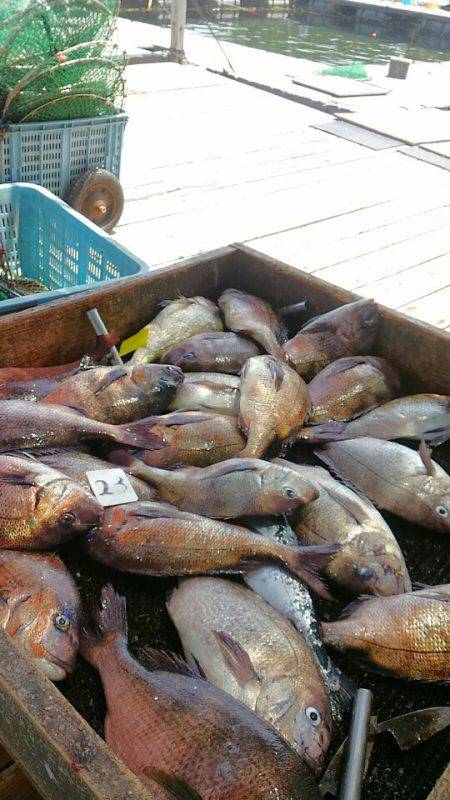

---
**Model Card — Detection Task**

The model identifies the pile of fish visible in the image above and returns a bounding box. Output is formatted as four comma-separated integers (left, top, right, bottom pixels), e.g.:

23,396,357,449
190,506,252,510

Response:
0,289,449,800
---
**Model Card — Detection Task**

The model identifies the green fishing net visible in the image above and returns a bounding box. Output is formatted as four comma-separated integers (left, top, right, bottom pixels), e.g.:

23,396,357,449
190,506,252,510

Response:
320,62,369,80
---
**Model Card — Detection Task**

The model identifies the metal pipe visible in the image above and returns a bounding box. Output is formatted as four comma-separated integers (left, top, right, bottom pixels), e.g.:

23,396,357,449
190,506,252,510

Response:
338,688,373,800
86,308,123,366
278,300,309,315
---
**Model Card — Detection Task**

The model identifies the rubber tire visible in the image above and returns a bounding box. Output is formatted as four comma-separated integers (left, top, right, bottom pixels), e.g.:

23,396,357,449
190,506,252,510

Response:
65,168,124,232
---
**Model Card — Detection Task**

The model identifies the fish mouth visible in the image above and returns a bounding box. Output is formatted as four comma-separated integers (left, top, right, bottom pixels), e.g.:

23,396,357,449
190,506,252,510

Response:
35,657,69,682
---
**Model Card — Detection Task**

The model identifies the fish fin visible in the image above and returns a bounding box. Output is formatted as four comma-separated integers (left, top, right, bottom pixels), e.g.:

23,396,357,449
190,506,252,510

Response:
314,356,372,376
115,419,166,450
162,414,214,427
139,647,196,676
213,630,261,687
417,411,450,446
418,440,437,477
281,544,340,600
313,448,369,501
200,461,260,479
300,317,337,334
192,656,208,679
0,470,38,487
412,590,450,604
322,485,375,526
79,585,127,665
143,767,204,800
108,449,138,469
335,670,357,708
266,357,285,391
94,368,128,395
127,502,183,520
296,422,348,443
412,581,431,590
338,595,373,620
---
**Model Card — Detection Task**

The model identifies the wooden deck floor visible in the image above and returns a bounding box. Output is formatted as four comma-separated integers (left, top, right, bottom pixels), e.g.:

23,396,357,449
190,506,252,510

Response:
115,61,450,330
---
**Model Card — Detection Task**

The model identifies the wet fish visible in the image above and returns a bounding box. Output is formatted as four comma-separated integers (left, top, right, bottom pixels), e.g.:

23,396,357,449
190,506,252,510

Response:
244,515,354,726
275,459,411,596
162,332,260,374
108,453,319,518
81,585,320,800
0,550,80,681
304,394,450,443
85,501,337,597
0,454,102,549
322,585,450,681
168,577,332,774
316,438,450,533
36,448,157,501
307,356,400,424
284,299,378,378
169,372,240,415
239,356,310,458
42,364,184,424
0,332,117,401
0,400,171,453
218,288,288,361
136,411,246,468
129,296,223,365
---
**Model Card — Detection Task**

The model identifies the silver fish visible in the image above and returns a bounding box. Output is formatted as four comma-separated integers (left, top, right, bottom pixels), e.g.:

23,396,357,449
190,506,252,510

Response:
244,515,354,725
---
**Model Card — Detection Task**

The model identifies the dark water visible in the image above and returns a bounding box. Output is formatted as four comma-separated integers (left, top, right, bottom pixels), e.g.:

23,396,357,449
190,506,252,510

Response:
121,6,450,64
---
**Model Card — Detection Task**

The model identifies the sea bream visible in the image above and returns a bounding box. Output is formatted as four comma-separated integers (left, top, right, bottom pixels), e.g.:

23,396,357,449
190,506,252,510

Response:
0,453,102,549
284,299,378,378
274,459,411,596
0,550,80,680
81,585,321,800
218,288,288,361
85,501,337,597
168,577,332,774
109,453,319,518
162,332,260,374
322,585,450,682
316,438,450,534
169,372,240,415
129,296,223,365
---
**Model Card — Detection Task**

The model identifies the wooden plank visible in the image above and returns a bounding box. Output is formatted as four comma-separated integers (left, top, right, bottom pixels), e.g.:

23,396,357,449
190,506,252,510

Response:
0,632,154,800
398,285,450,329
355,253,449,308
337,109,450,145
426,764,450,800
0,763,41,800
170,0,187,62
0,745,12,772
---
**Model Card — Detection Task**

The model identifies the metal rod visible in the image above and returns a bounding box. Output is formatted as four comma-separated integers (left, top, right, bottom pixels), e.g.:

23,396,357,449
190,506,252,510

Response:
86,308,123,366
338,688,373,800
278,300,310,315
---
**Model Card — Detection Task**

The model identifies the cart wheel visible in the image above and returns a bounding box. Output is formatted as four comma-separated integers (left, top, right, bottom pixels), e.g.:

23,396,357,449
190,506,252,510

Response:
65,169,124,232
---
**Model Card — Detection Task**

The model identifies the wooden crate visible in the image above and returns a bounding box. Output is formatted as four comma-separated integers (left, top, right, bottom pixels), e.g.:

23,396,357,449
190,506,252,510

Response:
0,244,448,800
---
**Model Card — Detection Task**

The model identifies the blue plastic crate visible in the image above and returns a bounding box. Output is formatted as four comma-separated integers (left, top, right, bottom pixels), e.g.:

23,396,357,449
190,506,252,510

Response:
0,113,127,197
0,183,146,314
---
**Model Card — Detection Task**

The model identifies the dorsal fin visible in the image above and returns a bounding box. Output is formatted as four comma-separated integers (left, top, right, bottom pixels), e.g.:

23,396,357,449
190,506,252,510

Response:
418,440,437,477
139,647,196,676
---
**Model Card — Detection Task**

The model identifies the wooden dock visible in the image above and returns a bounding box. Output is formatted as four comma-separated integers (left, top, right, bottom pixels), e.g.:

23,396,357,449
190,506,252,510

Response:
114,20,450,330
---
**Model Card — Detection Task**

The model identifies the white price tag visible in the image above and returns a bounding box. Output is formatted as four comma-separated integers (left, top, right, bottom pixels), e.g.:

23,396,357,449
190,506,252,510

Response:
86,468,138,507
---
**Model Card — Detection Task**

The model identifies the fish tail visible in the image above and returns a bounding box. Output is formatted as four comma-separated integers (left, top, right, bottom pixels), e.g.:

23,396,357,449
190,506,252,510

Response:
109,449,163,488
113,419,166,450
80,584,128,667
280,544,340,600
296,422,349,442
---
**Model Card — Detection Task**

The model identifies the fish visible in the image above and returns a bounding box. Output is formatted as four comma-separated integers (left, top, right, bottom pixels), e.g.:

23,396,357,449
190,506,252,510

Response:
135,412,246,468
81,585,321,800
0,550,80,681
218,288,288,361
168,577,332,774
129,296,223,365
244,515,354,726
108,453,319,518
0,400,175,453
36,448,157,501
302,394,450,443
169,372,240,415
0,332,118,401
316,438,450,533
42,364,184,424
85,501,337,598
307,356,400,424
322,585,450,681
239,356,310,458
161,332,260,374
283,299,378,378
0,454,103,549
274,459,411,596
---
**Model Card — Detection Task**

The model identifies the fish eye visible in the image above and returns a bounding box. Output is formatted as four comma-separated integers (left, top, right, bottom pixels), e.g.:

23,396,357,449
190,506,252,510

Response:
436,505,448,518
54,614,70,631
284,488,296,499
305,707,321,726
59,512,76,527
